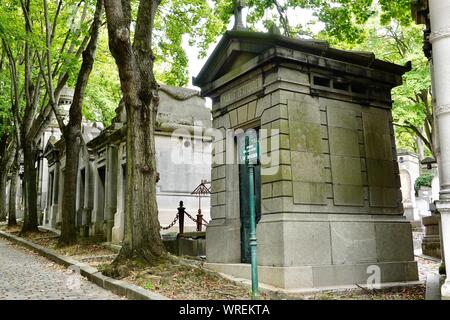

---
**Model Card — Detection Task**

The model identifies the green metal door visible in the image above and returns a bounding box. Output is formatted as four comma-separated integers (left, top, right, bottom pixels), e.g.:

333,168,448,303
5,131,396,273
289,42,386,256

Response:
238,130,261,263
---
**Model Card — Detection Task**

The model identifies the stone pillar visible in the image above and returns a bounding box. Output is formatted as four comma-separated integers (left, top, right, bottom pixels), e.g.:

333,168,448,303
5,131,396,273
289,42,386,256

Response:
104,145,118,242
422,215,441,258
51,163,60,227
429,0,450,299
92,164,106,236
56,166,64,226
112,143,126,244
85,162,96,235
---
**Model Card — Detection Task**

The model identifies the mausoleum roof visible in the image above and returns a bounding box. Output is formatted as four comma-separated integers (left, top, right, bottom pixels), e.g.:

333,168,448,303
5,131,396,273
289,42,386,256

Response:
159,84,200,101
193,30,411,90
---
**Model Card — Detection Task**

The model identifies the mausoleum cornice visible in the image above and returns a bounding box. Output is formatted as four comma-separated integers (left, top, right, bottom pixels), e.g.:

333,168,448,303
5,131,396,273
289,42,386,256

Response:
193,30,411,96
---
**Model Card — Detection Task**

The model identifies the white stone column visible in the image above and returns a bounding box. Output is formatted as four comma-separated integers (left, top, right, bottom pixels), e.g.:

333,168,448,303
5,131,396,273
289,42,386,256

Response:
429,0,450,299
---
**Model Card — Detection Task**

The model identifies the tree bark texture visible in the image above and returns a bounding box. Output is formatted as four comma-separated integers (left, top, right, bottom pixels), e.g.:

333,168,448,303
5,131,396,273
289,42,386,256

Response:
59,0,103,246
104,0,165,262
8,155,19,226
0,171,6,222
21,139,39,232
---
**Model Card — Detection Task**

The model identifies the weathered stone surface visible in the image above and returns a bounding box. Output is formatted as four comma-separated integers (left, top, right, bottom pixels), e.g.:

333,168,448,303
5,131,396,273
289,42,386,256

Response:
205,223,241,263
331,156,362,185
369,164,396,187
327,107,358,130
210,205,226,219
289,123,322,153
257,218,332,266
262,197,284,213
422,215,441,258
247,100,257,119
270,119,290,135
278,67,310,84
291,151,326,182
283,221,332,266
293,181,327,204
363,110,392,160
369,187,399,208
237,104,248,124
261,183,272,199
256,94,271,118
272,181,293,197
288,98,321,123
366,158,398,207
262,105,289,124
328,127,360,157
229,108,238,127
261,165,292,183
330,222,377,264
211,178,226,193
375,222,415,262
333,185,365,206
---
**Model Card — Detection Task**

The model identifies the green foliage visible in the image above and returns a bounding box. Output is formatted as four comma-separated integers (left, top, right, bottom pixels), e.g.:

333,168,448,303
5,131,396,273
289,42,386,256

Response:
0,0,430,144
153,0,230,86
83,29,120,127
244,0,413,42
414,174,433,195
144,281,155,290
378,0,413,26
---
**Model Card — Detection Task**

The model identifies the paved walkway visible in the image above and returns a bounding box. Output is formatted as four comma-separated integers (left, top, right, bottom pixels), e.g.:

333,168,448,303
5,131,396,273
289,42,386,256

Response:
0,237,122,300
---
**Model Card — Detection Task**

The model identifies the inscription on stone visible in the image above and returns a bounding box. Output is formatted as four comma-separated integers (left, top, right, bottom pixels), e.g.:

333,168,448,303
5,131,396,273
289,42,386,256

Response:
220,76,263,107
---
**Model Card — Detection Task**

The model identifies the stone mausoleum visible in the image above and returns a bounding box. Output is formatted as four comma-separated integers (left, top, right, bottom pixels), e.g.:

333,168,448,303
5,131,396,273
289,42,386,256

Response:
194,30,418,289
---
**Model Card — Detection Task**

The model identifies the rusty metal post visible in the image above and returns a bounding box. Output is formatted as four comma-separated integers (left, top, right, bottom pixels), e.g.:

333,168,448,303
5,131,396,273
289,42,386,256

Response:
178,201,185,235
196,209,203,232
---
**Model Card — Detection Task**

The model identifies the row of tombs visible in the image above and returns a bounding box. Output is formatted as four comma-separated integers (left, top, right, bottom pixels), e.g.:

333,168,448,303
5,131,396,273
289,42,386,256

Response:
7,29,419,289
27,85,212,244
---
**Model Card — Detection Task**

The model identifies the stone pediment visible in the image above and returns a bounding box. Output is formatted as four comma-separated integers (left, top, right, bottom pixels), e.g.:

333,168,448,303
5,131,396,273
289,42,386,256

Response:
159,85,199,101
193,30,411,91
43,135,61,164
106,85,211,134
43,135,58,155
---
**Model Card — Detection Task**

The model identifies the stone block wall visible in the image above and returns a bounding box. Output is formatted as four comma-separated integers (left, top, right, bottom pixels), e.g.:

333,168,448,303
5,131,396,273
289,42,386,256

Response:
205,63,416,287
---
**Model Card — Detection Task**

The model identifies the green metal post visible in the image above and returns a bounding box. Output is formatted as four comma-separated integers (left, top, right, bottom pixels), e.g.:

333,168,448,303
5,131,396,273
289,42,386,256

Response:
245,135,259,299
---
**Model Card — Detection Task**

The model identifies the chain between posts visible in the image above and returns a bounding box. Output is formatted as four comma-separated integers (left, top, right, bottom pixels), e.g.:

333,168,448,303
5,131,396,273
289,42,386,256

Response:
160,213,179,230
159,209,209,231
184,210,208,227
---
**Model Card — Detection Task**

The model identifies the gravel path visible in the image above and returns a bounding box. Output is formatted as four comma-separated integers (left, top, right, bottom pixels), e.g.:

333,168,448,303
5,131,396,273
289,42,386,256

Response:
416,255,440,282
0,237,123,300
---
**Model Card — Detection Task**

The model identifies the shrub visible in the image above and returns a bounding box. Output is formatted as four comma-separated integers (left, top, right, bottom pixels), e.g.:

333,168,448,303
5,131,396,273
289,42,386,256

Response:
414,174,434,196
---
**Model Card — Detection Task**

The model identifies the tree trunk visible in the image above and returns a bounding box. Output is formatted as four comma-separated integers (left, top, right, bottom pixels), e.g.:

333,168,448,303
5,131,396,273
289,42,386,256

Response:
417,135,425,161
59,131,80,245
59,0,103,247
21,139,39,233
8,160,18,226
0,134,11,222
104,0,165,263
123,93,164,261
0,171,6,222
